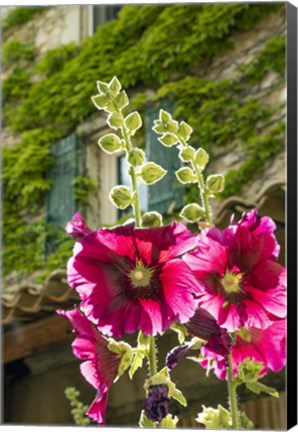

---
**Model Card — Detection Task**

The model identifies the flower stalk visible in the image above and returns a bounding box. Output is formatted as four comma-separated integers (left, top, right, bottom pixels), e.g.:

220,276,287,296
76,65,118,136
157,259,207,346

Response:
227,354,240,430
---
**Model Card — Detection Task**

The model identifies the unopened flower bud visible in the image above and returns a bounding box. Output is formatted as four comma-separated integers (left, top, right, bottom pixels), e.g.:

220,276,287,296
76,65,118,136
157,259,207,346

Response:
125,111,142,135
98,133,122,154
237,358,264,383
206,174,225,193
180,203,205,223
108,76,122,96
114,90,129,109
127,148,145,167
179,145,196,162
140,162,167,185
141,211,163,227
107,112,123,129
178,121,193,141
96,80,109,94
109,186,132,209
158,133,178,147
195,147,209,170
175,167,195,184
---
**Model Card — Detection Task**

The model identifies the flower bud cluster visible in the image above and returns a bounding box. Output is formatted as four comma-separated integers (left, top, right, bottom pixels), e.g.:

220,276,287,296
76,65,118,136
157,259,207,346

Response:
152,109,225,225
92,77,166,227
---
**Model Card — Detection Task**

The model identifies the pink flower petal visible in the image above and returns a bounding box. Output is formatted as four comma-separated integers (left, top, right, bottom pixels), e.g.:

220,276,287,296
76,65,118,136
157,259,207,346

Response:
87,392,108,425
159,260,200,323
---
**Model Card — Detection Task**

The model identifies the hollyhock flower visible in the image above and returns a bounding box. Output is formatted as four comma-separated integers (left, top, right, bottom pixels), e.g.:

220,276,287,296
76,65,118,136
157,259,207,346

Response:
143,385,170,423
199,319,286,380
57,307,123,425
166,307,232,371
183,210,286,332
67,219,202,337
65,212,92,239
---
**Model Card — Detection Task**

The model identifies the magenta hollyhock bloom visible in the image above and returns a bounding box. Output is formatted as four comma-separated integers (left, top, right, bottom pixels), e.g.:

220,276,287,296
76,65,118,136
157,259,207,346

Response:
58,307,121,425
65,212,92,239
199,319,286,380
183,210,286,332
67,220,201,337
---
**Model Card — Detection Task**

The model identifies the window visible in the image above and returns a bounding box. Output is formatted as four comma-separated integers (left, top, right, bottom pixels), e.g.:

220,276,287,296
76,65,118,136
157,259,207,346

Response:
46,132,79,230
93,5,122,32
117,101,184,218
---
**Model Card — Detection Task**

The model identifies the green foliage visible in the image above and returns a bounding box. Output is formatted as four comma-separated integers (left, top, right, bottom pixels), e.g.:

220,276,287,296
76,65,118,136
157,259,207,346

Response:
2,39,35,66
72,176,97,208
2,6,48,34
65,387,91,426
35,42,80,77
2,67,31,104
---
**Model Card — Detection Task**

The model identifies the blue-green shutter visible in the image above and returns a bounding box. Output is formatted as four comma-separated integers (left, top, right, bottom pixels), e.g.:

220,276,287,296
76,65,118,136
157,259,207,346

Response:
145,102,184,214
46,132,78,229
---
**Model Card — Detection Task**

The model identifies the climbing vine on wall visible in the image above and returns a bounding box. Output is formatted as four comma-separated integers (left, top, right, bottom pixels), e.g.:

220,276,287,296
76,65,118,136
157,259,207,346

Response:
2,3,285,280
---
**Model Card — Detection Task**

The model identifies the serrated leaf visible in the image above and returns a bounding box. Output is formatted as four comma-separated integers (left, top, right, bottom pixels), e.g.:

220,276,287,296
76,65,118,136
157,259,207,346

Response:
137,331,151,349
129,352,144,379
246,382,279,398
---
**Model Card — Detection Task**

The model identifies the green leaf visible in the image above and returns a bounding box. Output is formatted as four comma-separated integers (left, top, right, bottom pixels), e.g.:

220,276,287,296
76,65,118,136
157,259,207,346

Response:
175,167,195,184
129,352,144,379
125,111,142,134
109,185,132,209
140,162,167,185
160,414,179,428
137,331,151,350
139,410,157,428
98,133,122,153
246,382,279,398
180,203,205,223
109,76,122,96
240,411,255,429
158,133,178,147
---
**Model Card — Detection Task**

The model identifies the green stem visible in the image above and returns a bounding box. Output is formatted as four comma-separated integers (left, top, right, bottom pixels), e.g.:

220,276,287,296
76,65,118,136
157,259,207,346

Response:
227,354,240,430
148,335,158,376
179,136,212,225
121,125,142,227
194,165,212,225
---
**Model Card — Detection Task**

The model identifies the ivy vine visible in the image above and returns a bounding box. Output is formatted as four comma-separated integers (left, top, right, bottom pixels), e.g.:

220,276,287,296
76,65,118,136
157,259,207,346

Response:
2,3,285,281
